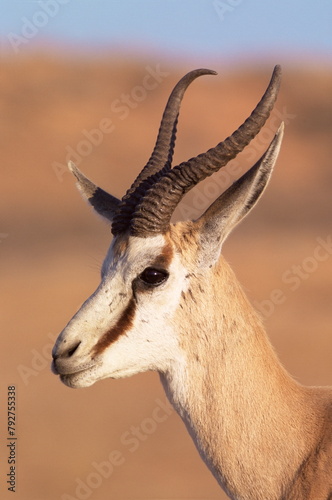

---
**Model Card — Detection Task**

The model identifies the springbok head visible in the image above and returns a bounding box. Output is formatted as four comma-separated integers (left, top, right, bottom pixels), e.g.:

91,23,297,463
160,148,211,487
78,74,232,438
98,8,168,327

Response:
52,66,283,388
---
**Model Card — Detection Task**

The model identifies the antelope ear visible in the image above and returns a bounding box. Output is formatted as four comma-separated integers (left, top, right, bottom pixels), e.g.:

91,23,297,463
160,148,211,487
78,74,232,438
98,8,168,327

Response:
195,123,284,263
68,162,120,222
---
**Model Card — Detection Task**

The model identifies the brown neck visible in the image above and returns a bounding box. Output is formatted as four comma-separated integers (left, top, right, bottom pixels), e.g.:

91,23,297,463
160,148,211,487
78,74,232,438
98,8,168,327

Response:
160,258,323,500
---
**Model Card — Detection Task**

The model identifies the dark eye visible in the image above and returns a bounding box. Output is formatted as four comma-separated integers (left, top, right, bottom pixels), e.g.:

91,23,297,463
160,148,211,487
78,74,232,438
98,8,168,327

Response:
139,267,169,287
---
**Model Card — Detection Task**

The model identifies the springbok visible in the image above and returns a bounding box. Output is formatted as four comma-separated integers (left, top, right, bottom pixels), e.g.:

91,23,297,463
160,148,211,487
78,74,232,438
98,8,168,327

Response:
52,66,332,500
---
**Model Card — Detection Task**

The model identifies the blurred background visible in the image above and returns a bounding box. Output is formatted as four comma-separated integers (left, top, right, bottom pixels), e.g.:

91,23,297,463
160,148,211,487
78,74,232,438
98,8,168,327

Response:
0,1,331,499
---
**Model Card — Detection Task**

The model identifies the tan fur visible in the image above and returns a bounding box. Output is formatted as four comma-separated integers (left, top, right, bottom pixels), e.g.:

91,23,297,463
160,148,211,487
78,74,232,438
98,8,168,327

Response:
160,224,332,500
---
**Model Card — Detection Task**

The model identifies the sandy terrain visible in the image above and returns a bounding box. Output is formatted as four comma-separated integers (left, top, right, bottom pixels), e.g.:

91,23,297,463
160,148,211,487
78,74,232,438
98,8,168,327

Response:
0,53,331,500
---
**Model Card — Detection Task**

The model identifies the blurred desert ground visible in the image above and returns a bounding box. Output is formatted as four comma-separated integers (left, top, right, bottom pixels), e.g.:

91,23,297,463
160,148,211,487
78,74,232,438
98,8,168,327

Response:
0,53,331,500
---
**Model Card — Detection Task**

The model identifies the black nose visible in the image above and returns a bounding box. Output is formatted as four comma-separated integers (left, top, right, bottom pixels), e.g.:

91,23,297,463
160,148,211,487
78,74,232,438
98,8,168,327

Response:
51,340,82,375
52,340,81,361
66,341,81,358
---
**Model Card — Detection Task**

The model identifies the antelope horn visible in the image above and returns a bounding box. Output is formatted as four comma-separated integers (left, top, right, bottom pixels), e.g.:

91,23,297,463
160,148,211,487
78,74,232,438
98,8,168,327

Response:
112,68,217,236
129,65,282,237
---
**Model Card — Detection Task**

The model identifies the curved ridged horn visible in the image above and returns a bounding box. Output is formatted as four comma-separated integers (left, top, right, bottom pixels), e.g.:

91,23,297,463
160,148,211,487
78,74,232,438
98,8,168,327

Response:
129,65,282,237
112,68,217,235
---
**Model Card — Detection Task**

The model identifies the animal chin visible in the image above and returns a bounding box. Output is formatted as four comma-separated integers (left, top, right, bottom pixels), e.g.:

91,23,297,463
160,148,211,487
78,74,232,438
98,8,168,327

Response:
60,370,97,389
56,362,101,388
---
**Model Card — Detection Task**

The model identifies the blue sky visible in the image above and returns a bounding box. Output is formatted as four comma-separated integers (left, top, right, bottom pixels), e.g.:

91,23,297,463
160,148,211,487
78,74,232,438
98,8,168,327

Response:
1,0,331,64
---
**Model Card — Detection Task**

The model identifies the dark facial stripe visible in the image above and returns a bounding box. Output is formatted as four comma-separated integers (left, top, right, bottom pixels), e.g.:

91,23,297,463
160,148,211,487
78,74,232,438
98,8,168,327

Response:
92,296,136,356
92,240,173,357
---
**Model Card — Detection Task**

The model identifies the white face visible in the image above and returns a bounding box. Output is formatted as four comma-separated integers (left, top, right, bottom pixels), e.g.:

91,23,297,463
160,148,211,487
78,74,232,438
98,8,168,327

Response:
52,233,189,388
